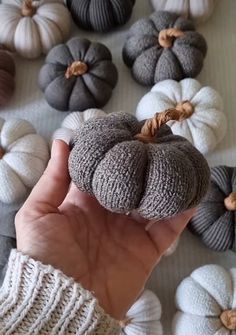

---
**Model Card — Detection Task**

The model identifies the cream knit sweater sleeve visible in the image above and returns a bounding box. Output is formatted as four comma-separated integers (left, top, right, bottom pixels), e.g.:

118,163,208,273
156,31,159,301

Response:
0,250,121,335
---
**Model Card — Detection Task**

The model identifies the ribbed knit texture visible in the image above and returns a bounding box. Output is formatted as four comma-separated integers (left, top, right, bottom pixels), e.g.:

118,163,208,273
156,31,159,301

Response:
0,250,121,335
189,166,236,252
122,11,207,86
66,0,135,32
69,112,210,220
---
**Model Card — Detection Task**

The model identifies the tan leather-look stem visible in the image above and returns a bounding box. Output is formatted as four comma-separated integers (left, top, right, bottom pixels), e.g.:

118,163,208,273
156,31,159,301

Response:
158,28,185,48
220,310,236,330
176,100,194,118
0,147,5,159
22,0,36,17
119,317,133,329
65,61,88,79
135,108,191,143
224,193,236,211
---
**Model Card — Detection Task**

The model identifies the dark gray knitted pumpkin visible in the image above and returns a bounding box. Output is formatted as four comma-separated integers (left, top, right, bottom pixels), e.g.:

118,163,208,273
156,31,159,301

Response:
66,0,136,32
189,166,236,252
69,110,210,220
38,37,118,112
123,11,207,86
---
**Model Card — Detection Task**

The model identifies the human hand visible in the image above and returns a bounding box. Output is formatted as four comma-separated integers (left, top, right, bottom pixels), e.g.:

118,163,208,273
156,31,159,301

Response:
15,140,194,320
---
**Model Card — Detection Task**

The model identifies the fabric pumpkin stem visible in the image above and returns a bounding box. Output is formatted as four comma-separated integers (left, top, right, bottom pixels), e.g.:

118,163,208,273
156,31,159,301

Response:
21,0,36,16
65,61,88,79
220,310,236,330
119,317,133,329
224,192,236,211
158,28,185,48
136,108,191,143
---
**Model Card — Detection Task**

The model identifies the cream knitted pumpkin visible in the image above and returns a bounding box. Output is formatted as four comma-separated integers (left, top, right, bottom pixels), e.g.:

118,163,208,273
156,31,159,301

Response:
136,79,227,155
174,264,236,335
52,109,106,144
0,0,71,59
0,118,49,204
120,290,163,335
150,0,216,23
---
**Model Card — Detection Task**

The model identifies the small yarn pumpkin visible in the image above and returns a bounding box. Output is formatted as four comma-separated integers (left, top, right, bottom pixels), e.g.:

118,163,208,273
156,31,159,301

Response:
136,79,227,155
69,111,210,220
123,11,207,86
150,0,216,23
52,109,106,144
174,264,236,335
0,49,15,108
39,37,118,112
120,290,163,335
66,0,136,32
0,0,71,59
189,166,236,252
0,117,49,204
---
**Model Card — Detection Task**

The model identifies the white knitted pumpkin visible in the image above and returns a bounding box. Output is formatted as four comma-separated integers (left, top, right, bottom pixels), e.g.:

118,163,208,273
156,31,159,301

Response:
0,0,71,59
136,79,227,155
0,118,49,204
120,290,163,335
52,109,106,144
174,265,236,335
150,0,216,23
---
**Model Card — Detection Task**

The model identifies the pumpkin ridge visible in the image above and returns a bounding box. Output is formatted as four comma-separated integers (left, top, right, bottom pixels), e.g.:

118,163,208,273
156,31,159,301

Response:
201,215,234,252
36,3,69,39
189,275,226,308
127,40,161,69
87,70,115,89
45,73,76,110
33,12,63,43
68,74,96,109
1,156,31,189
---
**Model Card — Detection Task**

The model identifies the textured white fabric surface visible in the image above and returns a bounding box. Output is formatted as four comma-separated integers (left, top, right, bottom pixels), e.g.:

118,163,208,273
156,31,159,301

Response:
136,78,227,155
174,265,236,335
0,1,236,334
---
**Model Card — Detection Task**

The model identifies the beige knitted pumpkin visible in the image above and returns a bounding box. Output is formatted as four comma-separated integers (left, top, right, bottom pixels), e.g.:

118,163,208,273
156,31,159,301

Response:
0,0,71,59
0,118,49,204
150,0,216,23
52,109,107,145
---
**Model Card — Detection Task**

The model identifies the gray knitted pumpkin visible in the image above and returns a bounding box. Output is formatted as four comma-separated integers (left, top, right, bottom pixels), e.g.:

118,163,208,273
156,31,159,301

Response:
69,110,210,220
123,11,207,86
66,0,136,32
39,37,118,112
189,166,236,252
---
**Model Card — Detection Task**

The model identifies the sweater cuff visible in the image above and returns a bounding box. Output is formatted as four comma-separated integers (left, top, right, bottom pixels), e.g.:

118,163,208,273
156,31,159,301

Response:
0,250,121,334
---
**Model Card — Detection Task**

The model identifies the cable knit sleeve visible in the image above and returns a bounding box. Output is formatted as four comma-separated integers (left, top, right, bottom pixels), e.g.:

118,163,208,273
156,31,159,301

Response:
0,250,121,335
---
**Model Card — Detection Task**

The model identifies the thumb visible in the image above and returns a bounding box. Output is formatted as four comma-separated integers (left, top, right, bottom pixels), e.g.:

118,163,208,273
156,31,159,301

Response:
23,140,70,212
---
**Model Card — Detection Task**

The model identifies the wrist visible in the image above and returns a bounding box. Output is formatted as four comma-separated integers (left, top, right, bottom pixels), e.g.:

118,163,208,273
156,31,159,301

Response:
0,250,121,334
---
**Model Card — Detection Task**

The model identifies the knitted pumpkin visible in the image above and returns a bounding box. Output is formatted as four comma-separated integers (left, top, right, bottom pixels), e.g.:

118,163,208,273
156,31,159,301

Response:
136,79,227,155
0,118,49,204
0,49,15,108
0,0,71,59
123,11,207,86
66,0,136,32
189,166,236,252
174,264,236,335
69,111,210,220
52,109,106,144
39,38,118,112
120,290,163,335
150,0,216,23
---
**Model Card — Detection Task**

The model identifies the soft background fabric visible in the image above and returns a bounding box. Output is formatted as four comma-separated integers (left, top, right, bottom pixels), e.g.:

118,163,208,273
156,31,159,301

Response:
0,1,236,333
